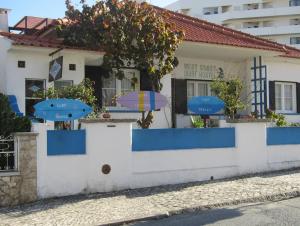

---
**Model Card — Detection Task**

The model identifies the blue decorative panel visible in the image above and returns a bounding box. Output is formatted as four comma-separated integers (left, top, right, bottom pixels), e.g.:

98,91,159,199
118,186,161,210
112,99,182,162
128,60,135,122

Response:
47,130,86,155
34,99,92,121
132,128,235,151
188,96,224,115
267,127,300,146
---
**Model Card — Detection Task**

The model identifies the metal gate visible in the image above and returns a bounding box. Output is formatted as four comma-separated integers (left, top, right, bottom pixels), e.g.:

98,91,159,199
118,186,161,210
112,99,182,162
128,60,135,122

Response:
0,136,17,172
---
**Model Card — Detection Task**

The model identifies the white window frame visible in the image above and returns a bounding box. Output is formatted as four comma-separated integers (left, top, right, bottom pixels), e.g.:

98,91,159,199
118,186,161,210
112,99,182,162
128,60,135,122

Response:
25,78,46,118
275,82,297,114
187,80,212,100
102,69,140,109
54,80,74,89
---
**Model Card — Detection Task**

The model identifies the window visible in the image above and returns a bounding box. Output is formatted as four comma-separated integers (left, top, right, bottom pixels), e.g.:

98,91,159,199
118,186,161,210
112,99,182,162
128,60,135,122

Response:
180,8,190,15
290,19,300,26
243,3,259,10
275,82,296,113
290,0,300,6
290,37,300,45
102,70,140,107
54,80,73,89
18,61,25,68
69,64,76,71
203,7,218,15
25,79,46,118
243,22,260,29
187,80,212,101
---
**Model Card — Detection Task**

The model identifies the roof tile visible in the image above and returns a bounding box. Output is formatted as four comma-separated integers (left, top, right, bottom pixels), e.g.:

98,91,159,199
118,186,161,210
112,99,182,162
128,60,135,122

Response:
1,6,300,59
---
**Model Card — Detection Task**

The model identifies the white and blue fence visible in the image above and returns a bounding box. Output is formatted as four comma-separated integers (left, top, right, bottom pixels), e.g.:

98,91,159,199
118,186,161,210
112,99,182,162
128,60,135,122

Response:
267,127,300,146
132,128,235,151
33,120,300,199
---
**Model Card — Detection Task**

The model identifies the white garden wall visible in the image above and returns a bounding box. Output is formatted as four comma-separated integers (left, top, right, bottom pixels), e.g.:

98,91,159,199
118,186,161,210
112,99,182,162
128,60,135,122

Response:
34,120,300,199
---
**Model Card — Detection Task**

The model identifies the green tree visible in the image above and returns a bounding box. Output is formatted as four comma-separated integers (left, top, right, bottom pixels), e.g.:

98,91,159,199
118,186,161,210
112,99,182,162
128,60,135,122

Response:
37,79,97,109
0,93,31,137
58,0,184,128
210,78,246,119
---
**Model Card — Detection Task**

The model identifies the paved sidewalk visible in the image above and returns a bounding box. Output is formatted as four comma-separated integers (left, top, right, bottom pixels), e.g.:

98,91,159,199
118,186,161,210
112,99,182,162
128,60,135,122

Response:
1,169,300,226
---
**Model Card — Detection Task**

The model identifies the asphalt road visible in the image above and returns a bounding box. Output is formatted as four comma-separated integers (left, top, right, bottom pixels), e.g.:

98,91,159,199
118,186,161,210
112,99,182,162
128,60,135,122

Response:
132,197,300,226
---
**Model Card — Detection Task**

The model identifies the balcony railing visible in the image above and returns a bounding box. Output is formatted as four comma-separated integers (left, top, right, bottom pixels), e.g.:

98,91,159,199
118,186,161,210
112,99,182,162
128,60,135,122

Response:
240,25,300,36
202,6,300,21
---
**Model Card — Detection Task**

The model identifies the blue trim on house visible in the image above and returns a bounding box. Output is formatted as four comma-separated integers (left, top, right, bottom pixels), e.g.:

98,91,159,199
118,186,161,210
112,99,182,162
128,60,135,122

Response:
267,127,300,146
132,128,235,151
47,130,86,155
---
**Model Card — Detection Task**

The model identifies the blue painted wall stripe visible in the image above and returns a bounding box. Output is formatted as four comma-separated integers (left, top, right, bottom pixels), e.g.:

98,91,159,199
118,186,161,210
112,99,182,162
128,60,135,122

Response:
47,130,86,155
132,128,235,151
267,127,300,146
150,91,155,110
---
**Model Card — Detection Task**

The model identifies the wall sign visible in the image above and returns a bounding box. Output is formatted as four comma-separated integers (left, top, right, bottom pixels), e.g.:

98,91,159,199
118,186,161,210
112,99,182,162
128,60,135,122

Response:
49,56,63,82
184,64,223,80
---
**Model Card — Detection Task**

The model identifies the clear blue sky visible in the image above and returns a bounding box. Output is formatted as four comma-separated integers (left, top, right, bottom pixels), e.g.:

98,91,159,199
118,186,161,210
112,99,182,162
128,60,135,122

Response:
1,0,176,26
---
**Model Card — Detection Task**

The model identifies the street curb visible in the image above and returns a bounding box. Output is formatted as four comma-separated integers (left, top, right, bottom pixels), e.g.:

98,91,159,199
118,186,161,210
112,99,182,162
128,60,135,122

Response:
99,213,169,226
101,191,300,226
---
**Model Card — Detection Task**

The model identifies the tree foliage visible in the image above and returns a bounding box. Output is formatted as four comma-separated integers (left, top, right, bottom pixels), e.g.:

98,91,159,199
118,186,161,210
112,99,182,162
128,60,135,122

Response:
36,79,97,109
211,78,246,119
0,93,31,137
59,0,184,90
58,0,184,128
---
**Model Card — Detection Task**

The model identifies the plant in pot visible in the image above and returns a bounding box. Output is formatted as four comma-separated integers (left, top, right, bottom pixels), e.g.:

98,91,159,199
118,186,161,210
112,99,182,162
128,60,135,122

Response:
101,107,111,119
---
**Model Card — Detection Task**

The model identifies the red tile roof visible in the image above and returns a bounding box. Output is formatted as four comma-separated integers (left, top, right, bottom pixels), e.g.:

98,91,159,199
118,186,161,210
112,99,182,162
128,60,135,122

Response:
0,32,63,48
0,32,103,52
12,16,56,31
1,6,300,59
281,46,300,59
161,7,286,53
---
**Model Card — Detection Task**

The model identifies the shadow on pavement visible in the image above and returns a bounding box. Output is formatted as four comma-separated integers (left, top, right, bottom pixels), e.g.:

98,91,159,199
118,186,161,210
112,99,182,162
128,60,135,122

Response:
132,208,243,226
0,168,299,217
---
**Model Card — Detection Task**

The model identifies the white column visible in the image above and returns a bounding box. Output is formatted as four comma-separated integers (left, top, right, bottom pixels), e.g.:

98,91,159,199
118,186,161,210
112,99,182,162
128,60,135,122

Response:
235,122,268,174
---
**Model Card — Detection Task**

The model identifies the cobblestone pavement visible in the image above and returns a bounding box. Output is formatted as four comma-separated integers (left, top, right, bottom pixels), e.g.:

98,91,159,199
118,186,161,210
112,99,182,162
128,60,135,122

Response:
1,169,300,226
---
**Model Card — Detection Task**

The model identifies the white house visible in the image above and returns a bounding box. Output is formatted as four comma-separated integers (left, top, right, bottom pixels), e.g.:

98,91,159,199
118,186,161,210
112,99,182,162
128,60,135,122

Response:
3,6,300,202
1,6,300,128
166,0,300,49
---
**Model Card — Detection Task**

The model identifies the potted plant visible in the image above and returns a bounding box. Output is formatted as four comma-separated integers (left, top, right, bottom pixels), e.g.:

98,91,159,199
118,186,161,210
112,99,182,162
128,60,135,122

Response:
101,107,111,119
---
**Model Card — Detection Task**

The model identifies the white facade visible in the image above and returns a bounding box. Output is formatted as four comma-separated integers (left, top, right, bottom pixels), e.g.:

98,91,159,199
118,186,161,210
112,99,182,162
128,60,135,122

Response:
166,0,300,49
0,39,172,128
2,37,300,128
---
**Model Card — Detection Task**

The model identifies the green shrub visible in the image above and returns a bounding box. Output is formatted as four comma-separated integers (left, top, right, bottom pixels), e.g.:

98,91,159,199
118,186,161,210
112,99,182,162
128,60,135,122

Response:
191,116,205,128
211,77,246,119
0,93,31,137
266,108,288,127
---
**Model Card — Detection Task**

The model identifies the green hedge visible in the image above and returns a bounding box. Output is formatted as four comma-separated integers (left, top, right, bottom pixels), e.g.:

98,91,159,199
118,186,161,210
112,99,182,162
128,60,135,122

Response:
0,93,31,137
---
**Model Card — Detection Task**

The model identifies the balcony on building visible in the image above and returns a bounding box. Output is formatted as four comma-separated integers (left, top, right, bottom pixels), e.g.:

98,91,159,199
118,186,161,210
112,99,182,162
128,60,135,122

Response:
203,7,219,15
178,8,191,15
243,3,259,11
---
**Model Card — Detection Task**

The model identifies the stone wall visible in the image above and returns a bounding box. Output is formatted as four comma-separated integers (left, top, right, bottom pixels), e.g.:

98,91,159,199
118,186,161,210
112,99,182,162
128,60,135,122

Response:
0,133,38,207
